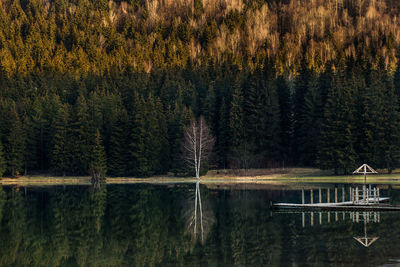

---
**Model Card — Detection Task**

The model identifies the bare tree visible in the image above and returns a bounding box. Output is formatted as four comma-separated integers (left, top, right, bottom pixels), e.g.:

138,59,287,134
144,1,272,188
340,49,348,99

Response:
182,116,214,179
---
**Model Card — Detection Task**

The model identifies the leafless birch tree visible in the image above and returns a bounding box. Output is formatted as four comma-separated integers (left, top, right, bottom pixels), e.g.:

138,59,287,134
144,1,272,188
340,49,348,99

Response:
182,116,214,179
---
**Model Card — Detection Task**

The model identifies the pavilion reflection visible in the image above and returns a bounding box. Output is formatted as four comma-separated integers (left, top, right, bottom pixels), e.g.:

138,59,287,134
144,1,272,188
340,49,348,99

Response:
286,210,381,248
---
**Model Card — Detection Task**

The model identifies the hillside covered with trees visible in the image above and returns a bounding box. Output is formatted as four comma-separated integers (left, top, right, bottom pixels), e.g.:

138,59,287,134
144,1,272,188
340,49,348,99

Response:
1,0,400,176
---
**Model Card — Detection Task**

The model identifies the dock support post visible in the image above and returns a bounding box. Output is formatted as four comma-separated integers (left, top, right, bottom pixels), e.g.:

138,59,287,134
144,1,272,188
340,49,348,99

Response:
335,187,338,203
342,187,345,202
350,187,352,203
356,187,359,204
328,211,331,223
302,189,305,204
335,212,338,221
356,212,359,223
311,212,314,226
377,188,380,201
319,212,322,225
363,185,366,204
352,188,354,203
302,212,305,228
342,211,345,220
310,189,313,204
319,188,322,203
327,188,330,203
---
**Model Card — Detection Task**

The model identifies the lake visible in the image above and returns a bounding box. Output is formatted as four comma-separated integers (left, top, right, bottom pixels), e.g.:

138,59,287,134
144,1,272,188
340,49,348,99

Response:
0,182,399,266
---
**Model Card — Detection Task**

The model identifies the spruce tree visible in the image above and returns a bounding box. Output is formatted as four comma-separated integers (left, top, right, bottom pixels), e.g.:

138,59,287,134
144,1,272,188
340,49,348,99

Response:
364,69,400,172
260,79,281,163
293,64,312,163
382,73,400,172
394,62,400,99
154,97,169,173
203,84,217,134
319,67,357,174
51,104,70,176
69,94,90,175
108,108,129,177
229,84,245,148
276,75,292,165
229,84,251,169
297,73,322,166
127,94,149,177
0,141,5,177
5,107,26,177
359,68,396,170
243,71,264,149
23,114,37,174
144,95,161,175
89,129,107,183
217,97,230,168
167,100,193,175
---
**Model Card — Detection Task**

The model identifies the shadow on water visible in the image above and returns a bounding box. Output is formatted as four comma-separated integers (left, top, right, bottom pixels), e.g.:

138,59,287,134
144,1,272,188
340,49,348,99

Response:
0,183,399,266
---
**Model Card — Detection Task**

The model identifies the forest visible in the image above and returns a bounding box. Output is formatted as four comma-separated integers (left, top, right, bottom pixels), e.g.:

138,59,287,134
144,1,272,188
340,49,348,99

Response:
1,0,400,176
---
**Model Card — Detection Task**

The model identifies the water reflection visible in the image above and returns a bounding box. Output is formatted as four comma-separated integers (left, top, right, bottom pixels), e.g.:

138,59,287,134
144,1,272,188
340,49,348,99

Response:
297,210,381,247
183,181,215,243
353,212,379,248
0,183,399,266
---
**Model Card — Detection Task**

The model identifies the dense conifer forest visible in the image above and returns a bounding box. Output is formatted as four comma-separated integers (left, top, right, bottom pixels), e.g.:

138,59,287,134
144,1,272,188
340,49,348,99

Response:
1,0,400,176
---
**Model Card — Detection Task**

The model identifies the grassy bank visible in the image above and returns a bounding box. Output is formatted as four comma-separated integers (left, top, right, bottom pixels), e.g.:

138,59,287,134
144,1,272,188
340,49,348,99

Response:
1,168,400,186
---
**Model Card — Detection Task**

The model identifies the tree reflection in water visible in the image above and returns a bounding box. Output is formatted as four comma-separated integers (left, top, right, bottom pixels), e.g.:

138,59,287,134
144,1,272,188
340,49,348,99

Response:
182,181,215,244
0,184,399,266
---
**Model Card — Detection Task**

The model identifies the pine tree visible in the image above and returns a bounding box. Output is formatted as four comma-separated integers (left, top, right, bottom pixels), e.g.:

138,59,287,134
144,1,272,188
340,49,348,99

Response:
229,84,252,169
260,79,281,164
108,108,129,177
89,129,107,183
394,62,400,99
243,71,264,148
127,94,149,177
216,97,230,168
0,141,5,177
381,72,400,172
144,95,162,175
293,64,312,164
276,75,292,165
5,107,26,177
51,104,70,176
319,68,357,174
167,100,193,175
229,84,245,148
23,114,37,174
297,73,322,166
360,69,388,168
154,97,169,173
69,94,90,175
362,69,400,172
203,84,217,134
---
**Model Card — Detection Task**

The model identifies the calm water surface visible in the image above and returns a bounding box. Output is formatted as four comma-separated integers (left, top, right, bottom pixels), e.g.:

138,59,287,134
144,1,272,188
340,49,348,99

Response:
0,182,399,266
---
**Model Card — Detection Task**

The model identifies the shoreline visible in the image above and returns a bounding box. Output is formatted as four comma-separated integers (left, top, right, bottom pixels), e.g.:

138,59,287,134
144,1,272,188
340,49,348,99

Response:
1,172,400,186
